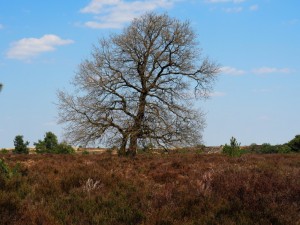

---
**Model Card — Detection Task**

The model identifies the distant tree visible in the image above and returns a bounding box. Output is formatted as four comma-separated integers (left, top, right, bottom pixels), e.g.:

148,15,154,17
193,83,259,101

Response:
288,135,300,152
35,131,59,153
35,131,74,154
58,12,219,156
13,135,29,154
0,83,3,92
222,137,242,157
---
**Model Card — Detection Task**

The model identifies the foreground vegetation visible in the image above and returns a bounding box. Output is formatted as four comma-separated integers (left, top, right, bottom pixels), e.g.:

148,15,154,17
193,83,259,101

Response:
1,153,299,225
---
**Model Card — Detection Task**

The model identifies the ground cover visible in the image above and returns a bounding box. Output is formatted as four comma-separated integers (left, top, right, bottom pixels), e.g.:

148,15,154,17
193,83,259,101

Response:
0,153,299,225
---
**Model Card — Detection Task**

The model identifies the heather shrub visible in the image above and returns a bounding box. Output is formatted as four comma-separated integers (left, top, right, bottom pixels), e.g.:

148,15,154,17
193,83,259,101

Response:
13,135,29,154
0,153,299,224
222,137,242,157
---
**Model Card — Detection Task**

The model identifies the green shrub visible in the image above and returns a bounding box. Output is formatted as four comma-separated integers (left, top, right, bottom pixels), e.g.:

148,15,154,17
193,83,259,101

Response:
82,150,89,155
287,135,300,152
0,149,9,154
276,144,291,154
258,143,277,154
13,135,29,154
222,137,242,157
35,132,74,154
0,159,10,178
0,159,21,179
35,131,59,153
55,142,75,154
250,143,291,154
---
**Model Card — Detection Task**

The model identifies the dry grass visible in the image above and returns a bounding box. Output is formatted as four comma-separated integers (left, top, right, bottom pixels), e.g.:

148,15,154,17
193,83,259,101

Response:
0,153,299,225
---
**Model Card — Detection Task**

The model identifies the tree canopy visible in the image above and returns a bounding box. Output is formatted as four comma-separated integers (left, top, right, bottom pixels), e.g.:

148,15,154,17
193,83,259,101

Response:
58,12,219,156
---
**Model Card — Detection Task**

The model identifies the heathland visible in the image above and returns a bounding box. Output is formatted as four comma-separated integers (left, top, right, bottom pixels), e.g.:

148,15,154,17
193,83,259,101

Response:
1,152,299,225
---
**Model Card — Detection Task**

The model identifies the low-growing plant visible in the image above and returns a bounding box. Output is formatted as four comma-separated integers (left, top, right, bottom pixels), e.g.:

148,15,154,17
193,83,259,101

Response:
0,158,10,177
82,150,89,155
0,159,21,179
0,149,9,154
222,137,242,157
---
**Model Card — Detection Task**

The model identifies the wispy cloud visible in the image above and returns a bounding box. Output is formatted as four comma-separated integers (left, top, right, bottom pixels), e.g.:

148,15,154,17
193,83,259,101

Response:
0,24,4,29
249,4,258,11
223,7,243,13
283,19,300,26
6,34,74,61
221,66,246,76
80,0,175,29
205,0,245,3
252,67,292,75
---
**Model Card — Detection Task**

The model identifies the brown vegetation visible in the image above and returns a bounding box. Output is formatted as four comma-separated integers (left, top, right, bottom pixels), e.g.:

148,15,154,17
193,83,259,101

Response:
1,153,299,224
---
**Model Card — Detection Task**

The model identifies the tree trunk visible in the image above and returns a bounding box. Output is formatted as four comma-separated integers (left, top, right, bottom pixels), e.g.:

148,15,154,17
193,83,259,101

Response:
118,136,128,156
127,135,138,157
127,93,147,156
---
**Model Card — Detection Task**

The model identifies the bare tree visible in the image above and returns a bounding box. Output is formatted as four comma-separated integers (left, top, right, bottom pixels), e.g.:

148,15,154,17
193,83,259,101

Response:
58,13,219,156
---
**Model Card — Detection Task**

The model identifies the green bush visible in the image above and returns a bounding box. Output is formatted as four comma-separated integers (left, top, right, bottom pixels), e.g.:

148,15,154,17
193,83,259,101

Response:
35,131,59,153
55,142,75,154
0,159,10,178
0,149,9,154
250,143,291,154
276,144,291,154
13,135,29,154
258,143,277,154
222,137,242,157
35,132,74,154
288,135,300,152
0,159,21,179
82,150,89,155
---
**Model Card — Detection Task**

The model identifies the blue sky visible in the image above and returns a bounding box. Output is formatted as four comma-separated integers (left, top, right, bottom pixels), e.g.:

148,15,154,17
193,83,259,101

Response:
0,0,299,148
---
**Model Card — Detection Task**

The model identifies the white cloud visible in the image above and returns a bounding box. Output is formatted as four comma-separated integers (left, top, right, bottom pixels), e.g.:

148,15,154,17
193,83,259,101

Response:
6,34,74,61
220,66,246,76
80,0,174,29
284,19,300,26
252,67,292,75
223,7,243,13
0,24,4,29
249,4,258,11
205,0,245,3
